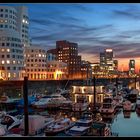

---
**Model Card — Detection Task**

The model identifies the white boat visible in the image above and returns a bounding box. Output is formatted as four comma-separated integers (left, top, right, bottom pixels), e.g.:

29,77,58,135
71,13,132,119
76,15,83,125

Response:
113,94,123,108
32,98,51,109
19,115,54,136
75,119,93,127
123,100,131,111
59,100,73,110
99,97,117,114
72,102,88,112
32,94,67,109
65,126,90,136
1,114,22,131
45,118,75,136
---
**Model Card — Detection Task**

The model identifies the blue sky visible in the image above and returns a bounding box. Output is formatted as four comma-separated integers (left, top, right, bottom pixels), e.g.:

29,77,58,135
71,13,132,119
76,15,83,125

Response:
2,3,140,71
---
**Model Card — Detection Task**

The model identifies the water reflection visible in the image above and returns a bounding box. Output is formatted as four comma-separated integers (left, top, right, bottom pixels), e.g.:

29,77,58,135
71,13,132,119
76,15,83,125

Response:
123,111,131,118
111,110,140,137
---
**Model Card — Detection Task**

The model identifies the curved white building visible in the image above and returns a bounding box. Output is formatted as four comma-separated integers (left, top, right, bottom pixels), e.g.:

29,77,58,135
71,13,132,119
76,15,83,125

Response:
0,6,30,80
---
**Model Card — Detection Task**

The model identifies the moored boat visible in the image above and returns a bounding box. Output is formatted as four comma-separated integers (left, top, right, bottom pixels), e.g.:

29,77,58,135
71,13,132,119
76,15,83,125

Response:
65,126,90,136
123,100,131,111
99,97,117,114
45,118,75,136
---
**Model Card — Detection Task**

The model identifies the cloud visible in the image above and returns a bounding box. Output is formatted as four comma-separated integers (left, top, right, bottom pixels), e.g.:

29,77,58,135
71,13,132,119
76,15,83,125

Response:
112,6,140,20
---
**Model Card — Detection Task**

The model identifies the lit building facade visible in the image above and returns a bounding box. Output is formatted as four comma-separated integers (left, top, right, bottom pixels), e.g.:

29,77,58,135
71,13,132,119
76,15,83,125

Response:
46,60,68,80
113,60,118,72
129,59,135,75
0,6,29,80
25,46,47,80
47,40,81,79
56,40,81,79
100,49,114,74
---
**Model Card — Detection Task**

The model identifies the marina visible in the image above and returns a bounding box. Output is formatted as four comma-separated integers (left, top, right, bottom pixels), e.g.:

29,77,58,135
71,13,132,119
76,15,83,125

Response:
0,78,140,137
1,3,140,137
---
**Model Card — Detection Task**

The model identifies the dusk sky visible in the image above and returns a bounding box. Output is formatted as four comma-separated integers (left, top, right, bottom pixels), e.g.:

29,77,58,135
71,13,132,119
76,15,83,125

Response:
2,3,140,72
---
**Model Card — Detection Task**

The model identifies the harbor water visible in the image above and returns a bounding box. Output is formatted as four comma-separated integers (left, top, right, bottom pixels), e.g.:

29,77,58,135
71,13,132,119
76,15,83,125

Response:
111,110,140,137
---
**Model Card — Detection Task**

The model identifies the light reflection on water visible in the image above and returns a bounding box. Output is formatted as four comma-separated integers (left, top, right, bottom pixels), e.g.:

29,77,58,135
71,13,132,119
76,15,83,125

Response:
111,110,140,137
33,108,140,137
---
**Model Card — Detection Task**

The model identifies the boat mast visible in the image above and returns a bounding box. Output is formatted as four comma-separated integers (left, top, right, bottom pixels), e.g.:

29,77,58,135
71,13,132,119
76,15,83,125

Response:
23,76,29,136
93,76,96,108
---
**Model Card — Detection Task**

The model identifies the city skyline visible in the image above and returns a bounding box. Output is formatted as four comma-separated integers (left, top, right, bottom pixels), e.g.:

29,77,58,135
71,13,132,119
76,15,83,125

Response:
2,3,140,72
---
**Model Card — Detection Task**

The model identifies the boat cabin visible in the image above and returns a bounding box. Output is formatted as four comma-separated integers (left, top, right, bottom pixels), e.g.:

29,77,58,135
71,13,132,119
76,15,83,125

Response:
72,85,104,104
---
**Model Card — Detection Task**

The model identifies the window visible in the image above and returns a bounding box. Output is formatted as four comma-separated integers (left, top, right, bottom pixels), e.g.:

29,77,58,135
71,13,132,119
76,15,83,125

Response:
7,60,10,64
0,24,3,28
7,67,10,70
13,60,16,64
7,55,10,58
2,55,4,58
7,49,10,52
13,67,16,70
1,60,5,64
2,43,5,46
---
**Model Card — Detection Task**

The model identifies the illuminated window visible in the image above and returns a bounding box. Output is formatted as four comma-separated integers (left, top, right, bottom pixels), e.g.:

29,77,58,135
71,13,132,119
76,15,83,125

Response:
8,73,10,78
22,19,25,23
13,60,16,64
1,60,5,64
1,49,4,52
7,60,10,64
13,73,16,77
7,49,10,52
38,54,41,57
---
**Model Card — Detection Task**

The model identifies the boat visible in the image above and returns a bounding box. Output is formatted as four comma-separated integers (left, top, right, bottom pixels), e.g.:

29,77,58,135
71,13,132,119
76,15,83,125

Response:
0,114,22,131
32,98,51,109
65,114,93,136
0,95,19,116
17,96,36,108
72,102,88,112
74,118,93,127
123,100,131,111
19,115,54,136
59,100,73,110
91,122,111,136
113,94,123,108
45,118,75,136
32,94,67,109
65,126,90,136
99,97,117,114
136,96,140,109
128,88,138,103
72,96,89,112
